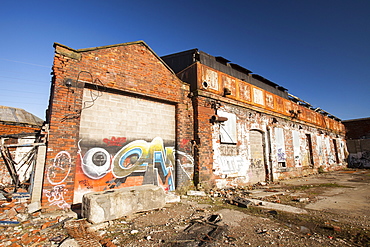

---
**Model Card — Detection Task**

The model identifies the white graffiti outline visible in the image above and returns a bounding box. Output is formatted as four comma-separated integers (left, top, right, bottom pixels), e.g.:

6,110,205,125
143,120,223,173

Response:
43,185,69,209
46,151,72,185
176,150,194,179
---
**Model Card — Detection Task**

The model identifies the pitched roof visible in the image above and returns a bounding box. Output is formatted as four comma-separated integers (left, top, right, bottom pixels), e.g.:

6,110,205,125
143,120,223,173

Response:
0,105,43,126
54,41,176,75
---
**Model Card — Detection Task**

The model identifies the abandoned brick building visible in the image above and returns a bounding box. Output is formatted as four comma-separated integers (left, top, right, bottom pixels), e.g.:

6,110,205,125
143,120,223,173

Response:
162,49,346,188
343,117,370,168
0,106,44,187
1,41,348,211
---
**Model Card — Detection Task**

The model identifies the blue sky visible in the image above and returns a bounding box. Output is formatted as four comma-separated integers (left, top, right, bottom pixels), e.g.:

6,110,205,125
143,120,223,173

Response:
1,0,369,120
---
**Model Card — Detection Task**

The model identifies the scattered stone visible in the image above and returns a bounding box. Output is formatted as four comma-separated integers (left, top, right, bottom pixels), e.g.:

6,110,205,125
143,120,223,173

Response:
59,238,80,247
27,201,41,213
187,190,206,196
293,197,310,202
300,226,311,234
165,192,181,203
130,229,139,234
232,196,252,208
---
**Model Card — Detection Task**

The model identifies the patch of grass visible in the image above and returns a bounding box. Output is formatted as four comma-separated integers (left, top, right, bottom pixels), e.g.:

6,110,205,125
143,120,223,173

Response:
318,166,325,174
316,183,350,188
293,183,350,190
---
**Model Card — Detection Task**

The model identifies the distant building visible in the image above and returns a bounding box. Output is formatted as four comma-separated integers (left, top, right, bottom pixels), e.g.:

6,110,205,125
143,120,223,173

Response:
0,106,44,186
343,117,370,168
41,41,347,211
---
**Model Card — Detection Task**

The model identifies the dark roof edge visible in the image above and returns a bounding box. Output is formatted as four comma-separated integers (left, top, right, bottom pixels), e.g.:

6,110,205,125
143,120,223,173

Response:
342,117,370,122
161,48,199,59
53,41,177,76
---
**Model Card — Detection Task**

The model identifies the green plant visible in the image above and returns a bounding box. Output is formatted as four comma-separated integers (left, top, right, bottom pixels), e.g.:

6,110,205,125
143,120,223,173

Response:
318,166,325,174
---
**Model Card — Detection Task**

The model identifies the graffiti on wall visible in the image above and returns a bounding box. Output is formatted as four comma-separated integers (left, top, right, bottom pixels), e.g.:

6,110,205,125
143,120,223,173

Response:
74,137,193,203
103,137,127,146
277,148,286,162
349,151,370,168
43,151,72,209
214,156,248,177
44,184,69,209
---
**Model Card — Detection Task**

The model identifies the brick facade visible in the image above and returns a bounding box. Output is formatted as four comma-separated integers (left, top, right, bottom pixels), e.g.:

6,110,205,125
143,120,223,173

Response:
42,41,347,211
0,123,41,185
43,42,193,210
343,118,370,168
163,52,347,189
0,123,40,136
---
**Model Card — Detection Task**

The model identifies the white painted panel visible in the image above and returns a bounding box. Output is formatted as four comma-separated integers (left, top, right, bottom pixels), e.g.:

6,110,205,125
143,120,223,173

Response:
218,110,237,144
275,127,286,162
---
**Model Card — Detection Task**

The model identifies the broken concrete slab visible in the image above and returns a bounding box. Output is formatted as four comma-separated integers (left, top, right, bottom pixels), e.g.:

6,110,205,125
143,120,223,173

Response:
245,189,285,199
82,185,166,224
187,190,207,196
247,198,308,214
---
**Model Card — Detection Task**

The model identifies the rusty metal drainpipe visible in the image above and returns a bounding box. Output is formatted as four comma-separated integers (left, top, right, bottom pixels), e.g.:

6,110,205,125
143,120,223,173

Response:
191,93,200,188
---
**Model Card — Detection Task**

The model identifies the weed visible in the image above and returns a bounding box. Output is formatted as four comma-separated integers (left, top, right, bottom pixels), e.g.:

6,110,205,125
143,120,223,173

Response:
318,166,325,173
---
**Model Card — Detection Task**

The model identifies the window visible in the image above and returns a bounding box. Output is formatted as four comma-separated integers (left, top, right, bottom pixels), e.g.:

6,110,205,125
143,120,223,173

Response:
218,110,237,144
275,127,286,167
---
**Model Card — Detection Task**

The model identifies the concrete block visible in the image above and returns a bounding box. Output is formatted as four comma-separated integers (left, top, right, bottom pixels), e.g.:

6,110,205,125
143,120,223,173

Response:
27,201,41,214
82,185,166,224
165,192,181,203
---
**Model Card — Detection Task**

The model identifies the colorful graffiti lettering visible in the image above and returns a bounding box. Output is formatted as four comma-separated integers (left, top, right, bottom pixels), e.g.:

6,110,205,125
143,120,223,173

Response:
112,137,175,191
43,185,69,209
78,137,176,192
103,137,127,146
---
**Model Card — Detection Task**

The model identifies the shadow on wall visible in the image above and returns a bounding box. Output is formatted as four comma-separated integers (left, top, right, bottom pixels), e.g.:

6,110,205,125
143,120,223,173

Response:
348,151,370,168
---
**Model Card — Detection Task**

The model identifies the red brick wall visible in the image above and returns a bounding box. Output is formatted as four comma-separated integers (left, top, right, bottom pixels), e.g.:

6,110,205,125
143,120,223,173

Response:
0,123,40,136
343,118,370,139
192,96,217,189
42,42,193,211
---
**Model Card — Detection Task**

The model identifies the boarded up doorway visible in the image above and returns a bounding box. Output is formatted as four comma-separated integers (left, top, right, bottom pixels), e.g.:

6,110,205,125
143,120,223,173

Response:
249,130,266,184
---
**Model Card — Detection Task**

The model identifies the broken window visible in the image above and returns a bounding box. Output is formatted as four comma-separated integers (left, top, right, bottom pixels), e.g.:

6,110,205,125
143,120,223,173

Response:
218,110,237,144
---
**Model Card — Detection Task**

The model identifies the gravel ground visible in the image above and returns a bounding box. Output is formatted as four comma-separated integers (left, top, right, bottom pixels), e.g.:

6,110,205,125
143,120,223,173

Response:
1,169,369,246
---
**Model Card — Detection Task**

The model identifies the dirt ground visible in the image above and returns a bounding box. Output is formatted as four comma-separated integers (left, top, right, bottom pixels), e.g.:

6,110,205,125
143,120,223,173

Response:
103,169,370,247
1,169,369,246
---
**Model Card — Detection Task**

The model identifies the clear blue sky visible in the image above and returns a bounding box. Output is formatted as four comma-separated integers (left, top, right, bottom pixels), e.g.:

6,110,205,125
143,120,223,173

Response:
1,0,369,120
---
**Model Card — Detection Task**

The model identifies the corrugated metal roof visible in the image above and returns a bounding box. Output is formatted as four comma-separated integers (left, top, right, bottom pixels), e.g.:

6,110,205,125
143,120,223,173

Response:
0,106,43,126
